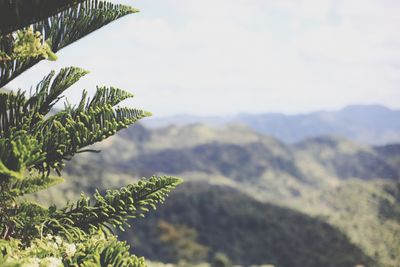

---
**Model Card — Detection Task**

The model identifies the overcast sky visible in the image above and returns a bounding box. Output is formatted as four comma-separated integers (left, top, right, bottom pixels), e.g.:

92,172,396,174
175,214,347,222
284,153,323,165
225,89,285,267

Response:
9,0,400,116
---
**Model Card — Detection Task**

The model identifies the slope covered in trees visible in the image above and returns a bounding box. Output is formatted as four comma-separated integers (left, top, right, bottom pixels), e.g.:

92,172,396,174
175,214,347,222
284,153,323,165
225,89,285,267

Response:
128,182,375,267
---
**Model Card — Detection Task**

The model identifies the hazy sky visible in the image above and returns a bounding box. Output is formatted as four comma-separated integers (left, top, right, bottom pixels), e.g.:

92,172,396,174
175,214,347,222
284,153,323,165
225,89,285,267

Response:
9,0,400,116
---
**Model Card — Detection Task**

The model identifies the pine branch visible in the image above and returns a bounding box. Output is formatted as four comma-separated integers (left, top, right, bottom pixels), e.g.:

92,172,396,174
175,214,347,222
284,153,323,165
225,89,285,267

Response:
1,177,181,243
0,0,139,87
0,91,29,138
88,86,134,109
0,201,48,242
0,67,149,176
0,130,46,182
50,176,182,233
0,232,146,267
0,0,86,35
9,175,64,197
35,95,150,174
27,66,89,117
68,234,145,266
0,67,88,136
0,0,178,264
0,27,57,63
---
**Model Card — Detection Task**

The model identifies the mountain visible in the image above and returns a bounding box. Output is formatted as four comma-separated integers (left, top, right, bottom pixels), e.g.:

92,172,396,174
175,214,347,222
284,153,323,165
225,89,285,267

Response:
375,144,400,175
295,179,400,267
144,105,400,145
86,124,398,203
295,136,399,180
126,182,375,267
34,123,400,267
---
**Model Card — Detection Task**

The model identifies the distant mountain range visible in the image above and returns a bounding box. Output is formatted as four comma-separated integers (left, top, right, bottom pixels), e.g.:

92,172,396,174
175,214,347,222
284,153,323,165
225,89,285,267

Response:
144,105,400,145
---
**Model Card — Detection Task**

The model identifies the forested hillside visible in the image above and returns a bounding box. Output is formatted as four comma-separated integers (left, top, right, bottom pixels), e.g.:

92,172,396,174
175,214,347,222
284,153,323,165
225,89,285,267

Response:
129,183,374,267
33,123,400,267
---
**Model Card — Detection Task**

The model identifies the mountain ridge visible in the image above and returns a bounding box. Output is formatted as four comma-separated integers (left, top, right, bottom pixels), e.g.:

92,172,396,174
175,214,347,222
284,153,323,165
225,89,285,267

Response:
143,105,400,145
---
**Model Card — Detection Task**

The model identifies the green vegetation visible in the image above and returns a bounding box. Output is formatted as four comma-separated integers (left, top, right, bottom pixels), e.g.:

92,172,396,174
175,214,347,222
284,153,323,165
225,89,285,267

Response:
0,1,181,266
1,2,398,267
33,123,400,266
129,182,374,267
156,220,209,264
296,180,400,267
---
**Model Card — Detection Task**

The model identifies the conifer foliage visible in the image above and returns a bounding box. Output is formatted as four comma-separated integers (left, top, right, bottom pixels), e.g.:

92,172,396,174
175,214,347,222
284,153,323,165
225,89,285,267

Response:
0,1,182,266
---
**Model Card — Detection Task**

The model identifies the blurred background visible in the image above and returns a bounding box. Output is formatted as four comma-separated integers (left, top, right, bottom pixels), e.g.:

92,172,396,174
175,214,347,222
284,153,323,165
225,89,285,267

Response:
9,0,400,267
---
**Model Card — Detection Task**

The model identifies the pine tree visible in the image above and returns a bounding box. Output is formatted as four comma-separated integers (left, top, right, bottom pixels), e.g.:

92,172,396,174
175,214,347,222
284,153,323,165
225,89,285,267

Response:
0,1,182,266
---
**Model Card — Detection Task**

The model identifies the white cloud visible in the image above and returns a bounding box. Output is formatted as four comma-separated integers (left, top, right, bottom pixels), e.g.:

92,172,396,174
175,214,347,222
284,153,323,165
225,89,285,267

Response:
8,0,400,116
